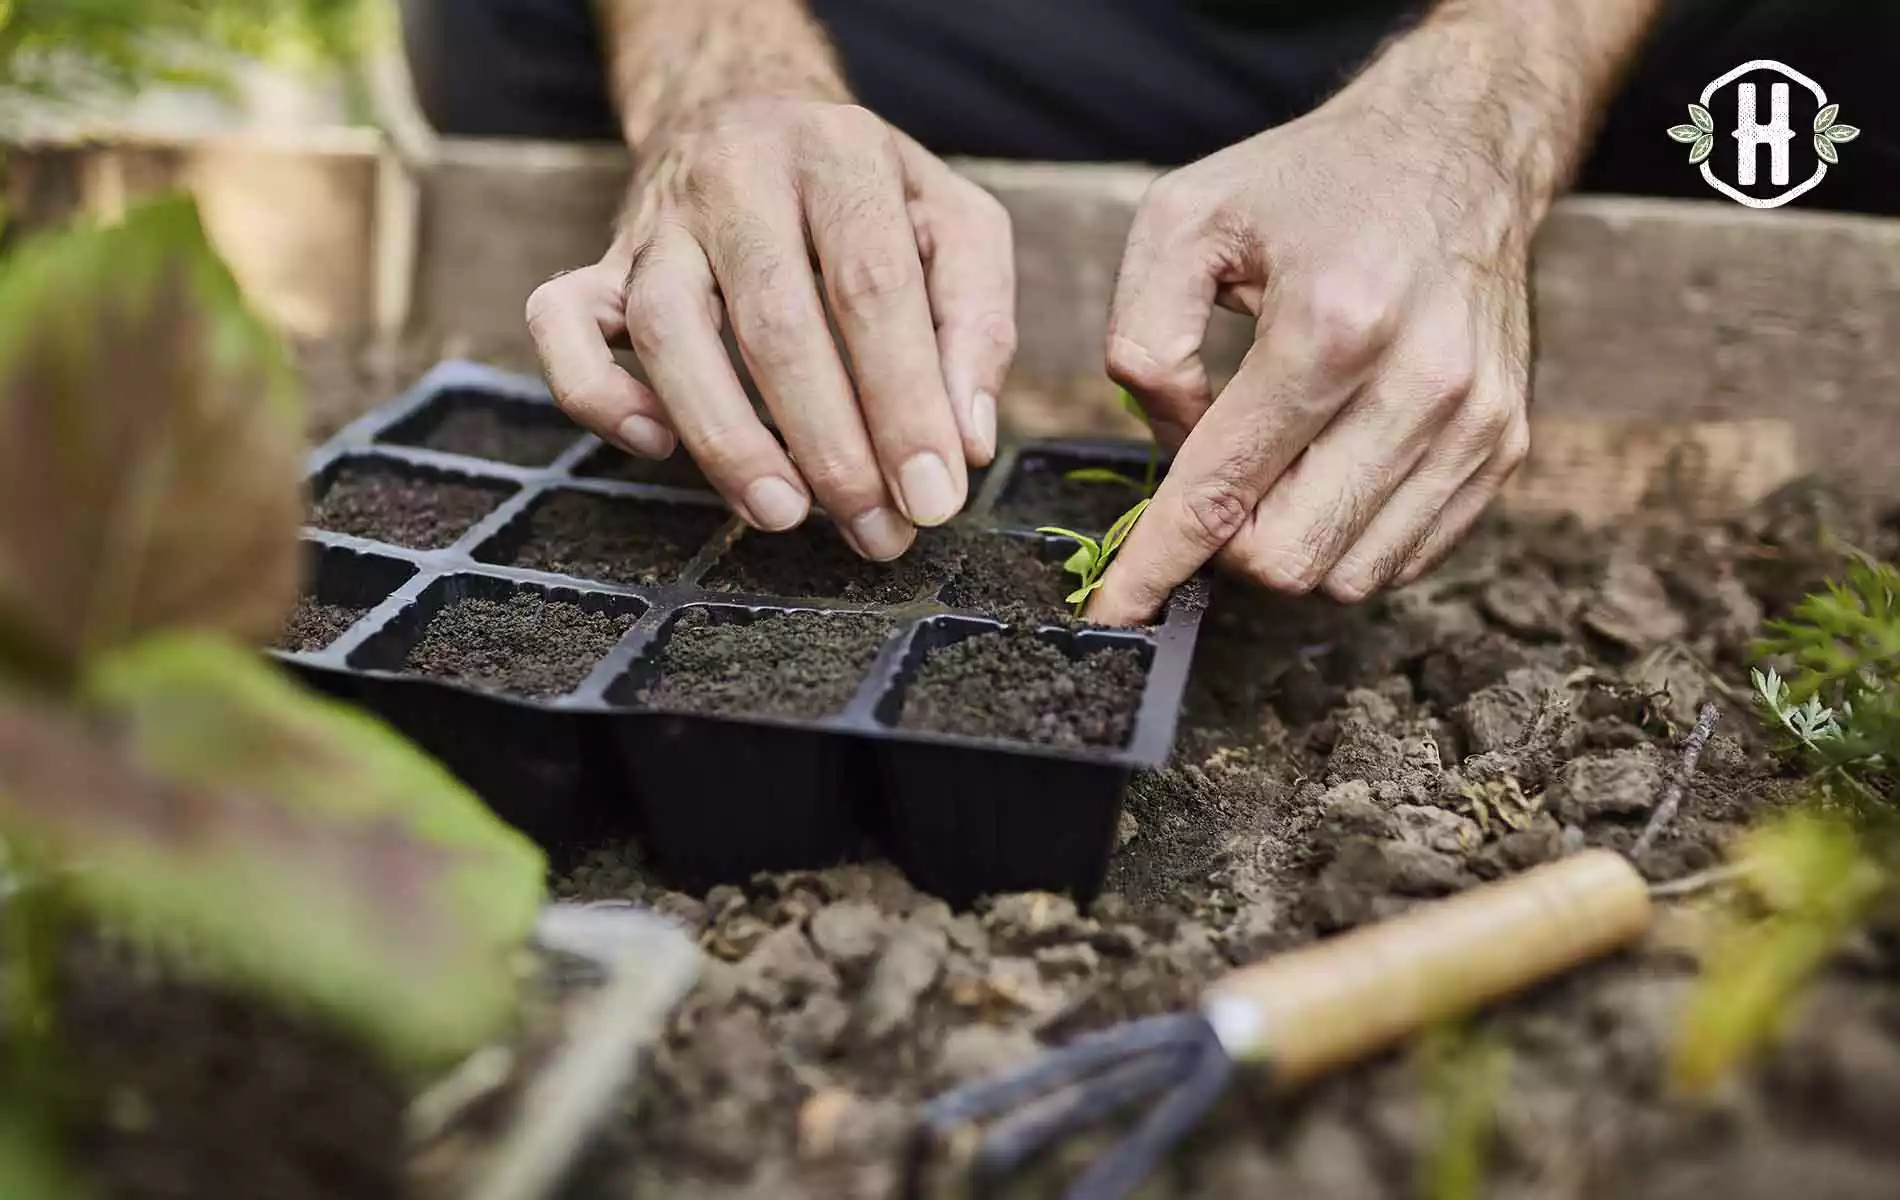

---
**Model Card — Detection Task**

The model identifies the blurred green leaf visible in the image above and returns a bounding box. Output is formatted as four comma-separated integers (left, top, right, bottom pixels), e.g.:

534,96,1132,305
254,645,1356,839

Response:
1421,1026,1508,1200
1062,467,1143,490
0,1103,77,1200
0,635,547,1067
0,196,305,684
1672,814,1885,1094
0,0,376,108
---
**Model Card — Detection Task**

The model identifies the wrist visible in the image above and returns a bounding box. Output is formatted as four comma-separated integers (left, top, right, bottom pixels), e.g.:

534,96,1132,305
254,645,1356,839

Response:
1328,1,1659,242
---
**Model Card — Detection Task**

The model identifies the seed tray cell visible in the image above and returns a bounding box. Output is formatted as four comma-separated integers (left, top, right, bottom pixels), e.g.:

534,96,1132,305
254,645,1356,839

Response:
275,361,1209,902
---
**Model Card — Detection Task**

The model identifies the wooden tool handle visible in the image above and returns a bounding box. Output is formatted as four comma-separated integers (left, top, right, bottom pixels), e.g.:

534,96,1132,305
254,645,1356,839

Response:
1200,849,1652,1088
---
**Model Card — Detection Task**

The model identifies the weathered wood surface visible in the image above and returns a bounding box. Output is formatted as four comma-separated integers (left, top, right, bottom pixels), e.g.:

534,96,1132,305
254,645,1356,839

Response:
7,133,1894,518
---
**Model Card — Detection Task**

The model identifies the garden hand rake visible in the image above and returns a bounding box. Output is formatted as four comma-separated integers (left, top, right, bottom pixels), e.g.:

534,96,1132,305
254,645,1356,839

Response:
906,848,1656,1200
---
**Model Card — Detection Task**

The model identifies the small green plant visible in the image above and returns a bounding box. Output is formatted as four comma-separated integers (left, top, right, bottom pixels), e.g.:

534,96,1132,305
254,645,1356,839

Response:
1039,497,1152,616
1063,389,1161,499
1671,556,1898,1093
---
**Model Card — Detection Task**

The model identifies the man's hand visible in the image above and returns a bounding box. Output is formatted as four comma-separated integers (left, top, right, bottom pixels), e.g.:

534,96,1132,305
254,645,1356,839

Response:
530,2,1014,561
1087,0,1662,625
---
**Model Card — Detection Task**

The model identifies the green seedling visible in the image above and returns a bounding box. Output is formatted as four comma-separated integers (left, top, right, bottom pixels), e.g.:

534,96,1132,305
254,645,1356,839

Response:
1062,389,1160,499
1039,497,1153,616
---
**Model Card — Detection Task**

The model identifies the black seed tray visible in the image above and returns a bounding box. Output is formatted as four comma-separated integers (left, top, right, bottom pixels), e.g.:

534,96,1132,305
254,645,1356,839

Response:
276,361,1209,905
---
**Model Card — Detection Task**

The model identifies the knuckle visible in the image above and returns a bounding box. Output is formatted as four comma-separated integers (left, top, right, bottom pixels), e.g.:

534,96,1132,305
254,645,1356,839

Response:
1499,421,1532,472
1105,336,1186,403
621,270,683,345
1136,172,1201,229
1297,273,1400,373
981,310,1019,360
805,102,884,146
1419,352,1478,410
1179,478,1253,550
830,249,919,312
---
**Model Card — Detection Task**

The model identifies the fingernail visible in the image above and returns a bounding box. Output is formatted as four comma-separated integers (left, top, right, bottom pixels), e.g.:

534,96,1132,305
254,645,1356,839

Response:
972,391,997,461
615,415,676,459
851,507,914,561
743,477,808,531
898,452,960,526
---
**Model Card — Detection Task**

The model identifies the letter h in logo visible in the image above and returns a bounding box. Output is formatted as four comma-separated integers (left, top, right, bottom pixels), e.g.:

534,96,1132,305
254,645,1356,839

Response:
1734,81,1795,187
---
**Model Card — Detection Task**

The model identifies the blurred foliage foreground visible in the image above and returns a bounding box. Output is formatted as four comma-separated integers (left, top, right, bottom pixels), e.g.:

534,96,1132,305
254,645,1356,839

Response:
0,198,546,1193
0,0,375,107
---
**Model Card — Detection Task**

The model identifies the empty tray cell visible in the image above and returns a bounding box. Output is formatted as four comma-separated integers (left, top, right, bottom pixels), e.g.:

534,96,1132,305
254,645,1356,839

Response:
880,618,1151,750
993,449,1166,535
611,605,895,721
308,456,516,550
350,574,646,701
276,542,419,654
474,489,729,587
702,520,943,605
378,389,584,467
573,444,714,492
938,530,1076,619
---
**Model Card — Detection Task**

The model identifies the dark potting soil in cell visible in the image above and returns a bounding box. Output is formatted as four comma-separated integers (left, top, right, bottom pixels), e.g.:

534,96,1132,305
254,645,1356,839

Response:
939,531,1073,619
494,491,727,586
403,592,634,698
703,522,941,604
898,628,1145,749
402,403,581,466
276,597,367,653
636,609,893,720
576,445,714,491
308,465,504,550
996,468,1148,535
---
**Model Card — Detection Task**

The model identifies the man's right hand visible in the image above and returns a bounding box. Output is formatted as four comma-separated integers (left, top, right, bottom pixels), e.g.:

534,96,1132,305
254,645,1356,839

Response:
527,99,1015,562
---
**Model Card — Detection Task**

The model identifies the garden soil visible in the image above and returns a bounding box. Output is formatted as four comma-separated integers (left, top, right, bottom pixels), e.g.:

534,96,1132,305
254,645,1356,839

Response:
52,354,1900,1198
532,476,1900,1200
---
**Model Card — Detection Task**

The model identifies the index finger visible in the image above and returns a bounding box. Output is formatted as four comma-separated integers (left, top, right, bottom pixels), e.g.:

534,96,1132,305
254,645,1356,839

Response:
1084,324,1360,625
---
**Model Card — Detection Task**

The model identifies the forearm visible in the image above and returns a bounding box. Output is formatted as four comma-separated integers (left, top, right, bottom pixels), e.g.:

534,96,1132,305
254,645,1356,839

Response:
1338,0,1665,230
593,0,851,154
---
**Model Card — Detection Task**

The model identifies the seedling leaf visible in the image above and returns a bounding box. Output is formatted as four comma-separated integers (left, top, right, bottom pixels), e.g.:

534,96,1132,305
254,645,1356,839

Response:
1117,387,1147,423
1815,134,1839,165
1825,124,1860,143
0,635,547,1067
1690,103,1715,134
1689,134,1715,165
1667,124,1704,143
1066,581,1105,606
1062,545,1097,576
1102,498,1153,558
1063,467,1144,489
1814,104,1840,133
0,196,304,683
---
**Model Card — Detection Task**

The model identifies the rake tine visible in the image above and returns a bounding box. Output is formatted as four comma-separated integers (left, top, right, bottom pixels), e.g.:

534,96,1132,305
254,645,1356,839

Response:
1063,1020,1235,1200
972,1046,1199,1179
916,1014,1208,1132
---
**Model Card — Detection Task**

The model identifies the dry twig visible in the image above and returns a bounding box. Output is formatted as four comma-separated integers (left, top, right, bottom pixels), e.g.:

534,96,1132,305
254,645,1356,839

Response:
1632,703,1723,861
